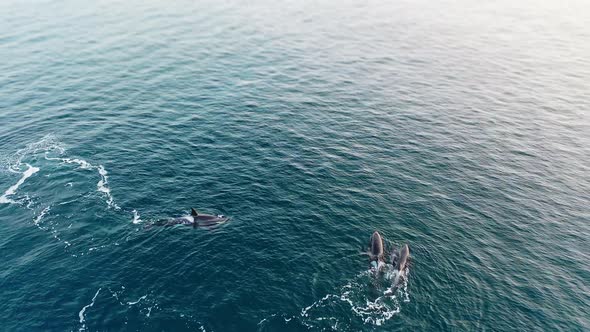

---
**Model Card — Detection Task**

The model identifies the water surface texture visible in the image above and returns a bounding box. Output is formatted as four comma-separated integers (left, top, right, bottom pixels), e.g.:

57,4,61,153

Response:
1,0,589,331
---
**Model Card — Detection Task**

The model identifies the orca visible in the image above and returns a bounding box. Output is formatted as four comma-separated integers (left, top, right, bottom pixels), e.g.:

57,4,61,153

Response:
395,244,410,272
390,243,410,290
149,208,229,228
369,231,385,270
189,208,229,227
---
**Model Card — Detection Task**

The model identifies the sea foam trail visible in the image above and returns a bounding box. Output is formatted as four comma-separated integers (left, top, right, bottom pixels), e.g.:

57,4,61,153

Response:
96,165,119,209
33,205,51,225
49,157,121,210
78,288,101,332
1,134,63,173
2,135,121,210
127,295,147,305
0,164,39,204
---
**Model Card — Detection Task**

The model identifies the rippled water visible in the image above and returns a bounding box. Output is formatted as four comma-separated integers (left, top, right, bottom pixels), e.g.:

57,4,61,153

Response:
1,0,589,331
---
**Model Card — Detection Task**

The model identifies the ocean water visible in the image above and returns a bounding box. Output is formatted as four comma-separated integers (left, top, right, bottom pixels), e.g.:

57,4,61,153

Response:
1,0,589,331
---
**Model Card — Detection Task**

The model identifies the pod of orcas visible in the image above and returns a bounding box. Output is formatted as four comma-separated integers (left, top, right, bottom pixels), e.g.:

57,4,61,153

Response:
369,230,410,274
150,208,229,228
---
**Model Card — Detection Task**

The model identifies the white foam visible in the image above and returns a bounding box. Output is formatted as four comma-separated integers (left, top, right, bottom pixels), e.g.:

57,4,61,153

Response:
257,314,277,326
127,295,147,305
78,288,101,331
146,306,153,317
34,206,51,225
96,165,120,209
132,210,142,224
46,151,121,210
1,134,63,174
56,157,120,210
3,136,121,210
300,293,336,317
0,164,39,204
298,266,409,328
58,158,93,169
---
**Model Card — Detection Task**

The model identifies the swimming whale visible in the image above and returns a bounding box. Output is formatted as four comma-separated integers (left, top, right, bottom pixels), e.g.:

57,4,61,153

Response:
190,208,230,227
150,208,229,228
389,243,410,290
369,231,385,270
395,244,410,272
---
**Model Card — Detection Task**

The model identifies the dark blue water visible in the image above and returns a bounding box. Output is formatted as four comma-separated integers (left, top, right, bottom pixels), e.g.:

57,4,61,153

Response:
1,0,589,331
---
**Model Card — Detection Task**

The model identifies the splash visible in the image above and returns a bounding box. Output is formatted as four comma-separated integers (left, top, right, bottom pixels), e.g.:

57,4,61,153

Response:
132,210,142,224
342,266,408,326
283,265,410,330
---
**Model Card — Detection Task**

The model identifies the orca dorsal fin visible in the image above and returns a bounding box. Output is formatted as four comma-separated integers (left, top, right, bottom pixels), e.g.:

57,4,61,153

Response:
191,208,199,217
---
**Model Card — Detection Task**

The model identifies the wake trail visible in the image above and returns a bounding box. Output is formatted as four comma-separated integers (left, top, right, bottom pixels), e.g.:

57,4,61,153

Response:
1,135,135,251
0,164,39,204
78,288,101,331
260,266,410,330
47,156,121,210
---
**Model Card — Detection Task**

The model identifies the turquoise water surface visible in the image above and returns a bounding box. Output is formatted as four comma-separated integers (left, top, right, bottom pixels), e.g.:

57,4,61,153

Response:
1,0,589,331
